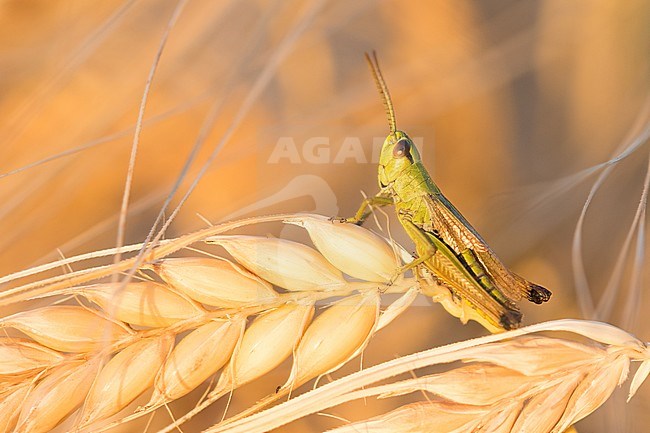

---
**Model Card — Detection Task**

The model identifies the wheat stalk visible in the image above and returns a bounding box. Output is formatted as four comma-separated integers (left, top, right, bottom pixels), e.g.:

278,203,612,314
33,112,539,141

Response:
0,214,647,433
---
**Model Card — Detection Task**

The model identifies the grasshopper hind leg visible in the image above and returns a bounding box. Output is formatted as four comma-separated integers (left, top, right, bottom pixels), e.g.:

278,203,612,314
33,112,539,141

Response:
402,217,525,330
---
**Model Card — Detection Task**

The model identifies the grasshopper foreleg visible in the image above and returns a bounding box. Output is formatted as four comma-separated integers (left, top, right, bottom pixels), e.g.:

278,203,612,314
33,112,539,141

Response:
335,194,393,225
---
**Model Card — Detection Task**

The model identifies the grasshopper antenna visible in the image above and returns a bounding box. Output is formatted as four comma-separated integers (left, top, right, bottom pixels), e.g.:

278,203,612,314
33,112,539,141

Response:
365,51,396,134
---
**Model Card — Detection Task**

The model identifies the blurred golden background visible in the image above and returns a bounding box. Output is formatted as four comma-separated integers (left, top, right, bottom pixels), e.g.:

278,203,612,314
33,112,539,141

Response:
1,0,649,431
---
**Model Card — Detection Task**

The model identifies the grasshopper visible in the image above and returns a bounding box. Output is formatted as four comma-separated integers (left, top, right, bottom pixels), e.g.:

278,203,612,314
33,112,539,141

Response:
340,53,551,330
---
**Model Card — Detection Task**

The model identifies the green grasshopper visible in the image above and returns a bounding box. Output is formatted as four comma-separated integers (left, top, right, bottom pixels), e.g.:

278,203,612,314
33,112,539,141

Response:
340,53,551,330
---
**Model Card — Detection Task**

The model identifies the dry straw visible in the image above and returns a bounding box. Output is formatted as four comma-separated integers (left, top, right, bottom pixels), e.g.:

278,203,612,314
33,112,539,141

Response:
0,214,647,433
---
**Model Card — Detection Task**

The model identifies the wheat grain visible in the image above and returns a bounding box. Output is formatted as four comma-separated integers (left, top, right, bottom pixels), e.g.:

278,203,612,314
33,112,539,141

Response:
206,235,348,291
0,306,131,353
213,302,315,392
147,318,244,407
73,282,206,327
285,215,398,282
0,338,64,377
15,358,100,433
152,257,278,307
287,290,380,389
77,334,173,427
0,385,30,432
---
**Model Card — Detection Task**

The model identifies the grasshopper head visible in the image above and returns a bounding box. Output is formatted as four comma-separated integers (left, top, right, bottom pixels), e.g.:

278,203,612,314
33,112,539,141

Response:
363,53,422,188
378,130,422,187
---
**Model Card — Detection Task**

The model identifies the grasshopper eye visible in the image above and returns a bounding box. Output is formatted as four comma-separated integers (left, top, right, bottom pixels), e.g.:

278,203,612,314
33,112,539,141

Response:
392,139,411,158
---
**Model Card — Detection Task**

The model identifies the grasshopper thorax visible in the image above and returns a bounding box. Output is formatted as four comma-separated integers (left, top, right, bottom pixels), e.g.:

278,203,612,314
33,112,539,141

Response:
378,130,422,187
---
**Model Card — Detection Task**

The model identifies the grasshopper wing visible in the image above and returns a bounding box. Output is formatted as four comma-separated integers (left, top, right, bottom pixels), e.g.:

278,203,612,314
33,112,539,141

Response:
424,193,551,304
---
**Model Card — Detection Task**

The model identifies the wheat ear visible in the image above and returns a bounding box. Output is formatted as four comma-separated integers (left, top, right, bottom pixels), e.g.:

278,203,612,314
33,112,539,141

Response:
1,214,647,433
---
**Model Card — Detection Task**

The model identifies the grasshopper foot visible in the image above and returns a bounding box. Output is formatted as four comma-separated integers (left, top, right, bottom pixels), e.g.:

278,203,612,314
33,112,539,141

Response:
329,216,362,225
328,216,345,223
386,267,405,287
378,274,397,294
